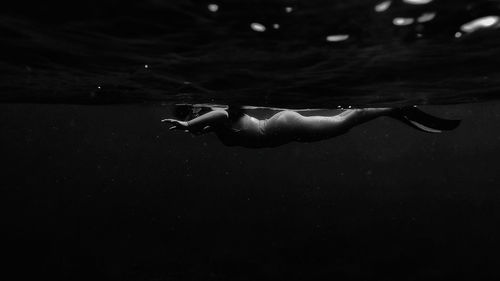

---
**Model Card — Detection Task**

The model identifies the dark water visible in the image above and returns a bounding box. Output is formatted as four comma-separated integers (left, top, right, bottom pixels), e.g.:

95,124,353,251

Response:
2,0,500,106
2,1,500,280
3,102,500,281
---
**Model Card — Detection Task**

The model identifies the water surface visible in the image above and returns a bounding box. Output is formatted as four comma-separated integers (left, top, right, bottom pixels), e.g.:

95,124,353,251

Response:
1,0,500,106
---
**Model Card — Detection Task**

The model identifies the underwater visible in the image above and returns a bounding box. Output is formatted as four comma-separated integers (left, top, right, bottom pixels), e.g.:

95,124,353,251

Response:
2,0,500,280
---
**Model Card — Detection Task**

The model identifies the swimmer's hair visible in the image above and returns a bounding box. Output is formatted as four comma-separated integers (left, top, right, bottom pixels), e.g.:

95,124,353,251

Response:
172,104,193,121
173,104,213,121
227,105,245,121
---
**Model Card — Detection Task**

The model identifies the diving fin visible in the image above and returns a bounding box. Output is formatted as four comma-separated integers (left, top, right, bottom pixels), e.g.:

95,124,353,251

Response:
391,106,461,133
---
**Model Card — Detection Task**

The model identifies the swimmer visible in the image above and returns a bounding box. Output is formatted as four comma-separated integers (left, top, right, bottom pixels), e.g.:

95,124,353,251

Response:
162,105,460,148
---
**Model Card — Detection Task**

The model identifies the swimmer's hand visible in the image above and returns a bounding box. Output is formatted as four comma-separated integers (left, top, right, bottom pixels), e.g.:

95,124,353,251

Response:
191,126,212,135
161,119,188,131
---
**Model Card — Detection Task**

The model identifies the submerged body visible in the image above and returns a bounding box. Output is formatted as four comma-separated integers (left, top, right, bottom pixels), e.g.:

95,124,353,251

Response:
213,109,391,147
163,106,460,148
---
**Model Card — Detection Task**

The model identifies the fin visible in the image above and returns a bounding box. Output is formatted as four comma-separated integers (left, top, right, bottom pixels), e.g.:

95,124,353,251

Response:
391,106,461,133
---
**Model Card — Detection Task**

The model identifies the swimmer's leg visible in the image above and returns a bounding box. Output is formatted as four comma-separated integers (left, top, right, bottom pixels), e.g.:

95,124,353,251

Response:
334,108,394,128
335,107,461,133
262,107,459,145
264,109,392,142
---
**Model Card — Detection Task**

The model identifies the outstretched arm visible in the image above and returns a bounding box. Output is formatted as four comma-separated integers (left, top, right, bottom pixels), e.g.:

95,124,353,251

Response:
162,109,229,134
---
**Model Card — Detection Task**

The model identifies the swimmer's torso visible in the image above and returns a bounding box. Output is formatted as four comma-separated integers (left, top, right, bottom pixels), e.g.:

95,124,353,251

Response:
214,111,309,148
231,114,266,135
214,114,270,147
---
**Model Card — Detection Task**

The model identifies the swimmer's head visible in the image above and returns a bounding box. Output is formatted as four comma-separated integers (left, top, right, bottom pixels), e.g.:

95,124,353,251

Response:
173,104,213,121
227,105,244,121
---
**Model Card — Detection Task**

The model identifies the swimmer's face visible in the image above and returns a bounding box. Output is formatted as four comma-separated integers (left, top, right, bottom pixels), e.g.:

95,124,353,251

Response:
173,105,213,121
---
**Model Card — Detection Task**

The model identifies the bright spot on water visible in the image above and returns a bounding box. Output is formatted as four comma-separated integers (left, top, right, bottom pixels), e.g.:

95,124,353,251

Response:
393,17,414,26
460,16,500,33
403,0,433,5
144,64,149,69
417,12,436,23
208,4,218,12
273,23,280,29
326,34,349,42
374,1,391,12
285,6,293,13
97,86,101,89
455,32,462,38
250,22,266,32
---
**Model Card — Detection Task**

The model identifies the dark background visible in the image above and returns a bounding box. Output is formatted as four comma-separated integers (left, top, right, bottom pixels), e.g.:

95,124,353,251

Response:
2,102,500,280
